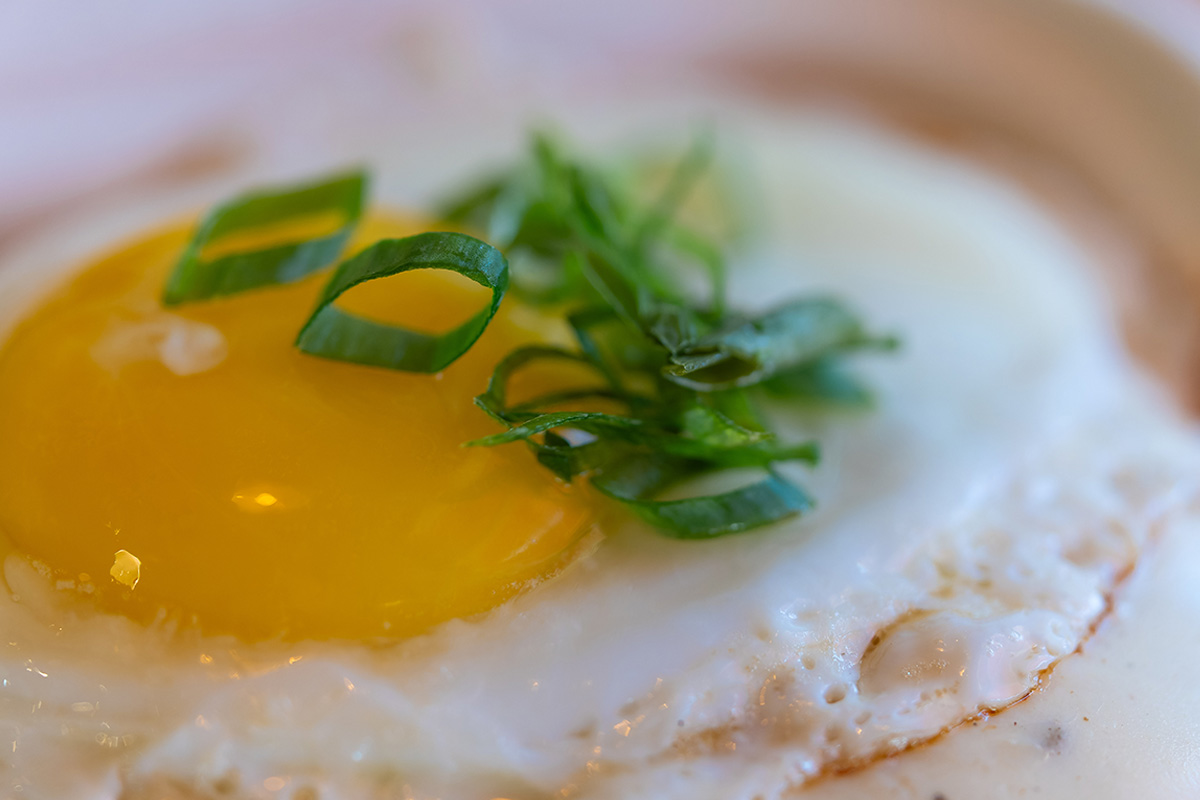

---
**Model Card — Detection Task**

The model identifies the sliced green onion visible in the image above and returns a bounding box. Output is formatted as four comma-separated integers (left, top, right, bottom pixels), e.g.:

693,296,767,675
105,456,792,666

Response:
165,135,895,541
466,411,647,447
474,346,598,421
295,232,507,372
763,357,877,408
634,130,727,314
592,455,814,539
466,407,817,469
163,171,366,305
663,298,892,391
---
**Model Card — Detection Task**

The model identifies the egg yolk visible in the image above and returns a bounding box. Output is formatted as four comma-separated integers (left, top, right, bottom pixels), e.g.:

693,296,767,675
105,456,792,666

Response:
0,214,595,640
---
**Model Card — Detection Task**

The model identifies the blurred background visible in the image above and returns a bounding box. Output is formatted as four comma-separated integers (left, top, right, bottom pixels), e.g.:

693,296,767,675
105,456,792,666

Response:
4,0,1200,391
5,1,1200,217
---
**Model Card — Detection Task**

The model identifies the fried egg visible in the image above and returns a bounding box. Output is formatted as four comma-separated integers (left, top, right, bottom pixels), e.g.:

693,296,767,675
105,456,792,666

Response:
1,111,1197,800
0,211,595,643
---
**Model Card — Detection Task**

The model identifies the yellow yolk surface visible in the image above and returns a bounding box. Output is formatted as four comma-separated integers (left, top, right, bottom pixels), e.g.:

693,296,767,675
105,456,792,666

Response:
0,214,595,640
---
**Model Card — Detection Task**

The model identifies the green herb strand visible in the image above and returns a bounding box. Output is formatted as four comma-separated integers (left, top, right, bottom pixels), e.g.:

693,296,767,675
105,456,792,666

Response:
662,298,898,392
163,171,366,305
295,232,507,372
591,455,814,539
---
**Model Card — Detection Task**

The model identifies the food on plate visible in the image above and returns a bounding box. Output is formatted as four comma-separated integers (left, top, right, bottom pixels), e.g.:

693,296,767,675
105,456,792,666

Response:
0,118,1195,799
0,135,891,642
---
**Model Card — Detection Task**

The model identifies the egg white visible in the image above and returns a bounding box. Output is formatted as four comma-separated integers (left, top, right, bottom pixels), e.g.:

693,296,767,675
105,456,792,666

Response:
1,111,1197,800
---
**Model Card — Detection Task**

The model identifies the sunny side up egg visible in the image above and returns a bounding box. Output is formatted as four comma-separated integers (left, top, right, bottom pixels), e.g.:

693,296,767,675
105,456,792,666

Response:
1,112,1198,800
0,212,596,643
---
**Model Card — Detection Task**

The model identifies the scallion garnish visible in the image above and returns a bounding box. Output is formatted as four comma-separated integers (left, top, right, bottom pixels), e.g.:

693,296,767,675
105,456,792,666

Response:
295,232,507,372
445,134,894,536
591,455,814,539
163,171,367,305
166,134,896,538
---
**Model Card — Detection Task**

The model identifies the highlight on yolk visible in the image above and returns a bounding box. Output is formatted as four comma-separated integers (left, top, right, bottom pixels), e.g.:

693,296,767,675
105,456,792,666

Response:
0,213,596,640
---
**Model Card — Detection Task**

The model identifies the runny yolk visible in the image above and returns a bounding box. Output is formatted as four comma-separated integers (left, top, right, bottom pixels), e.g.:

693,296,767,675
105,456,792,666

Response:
0,213,596,641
